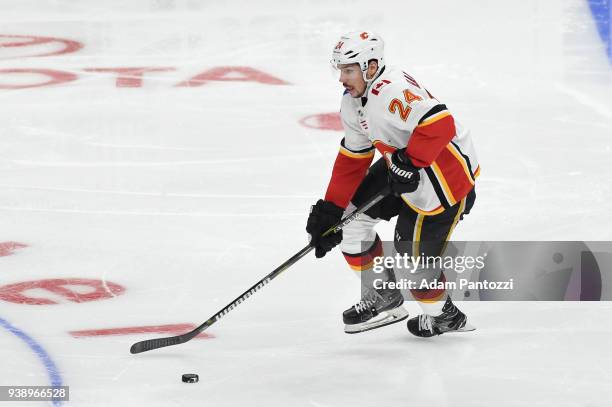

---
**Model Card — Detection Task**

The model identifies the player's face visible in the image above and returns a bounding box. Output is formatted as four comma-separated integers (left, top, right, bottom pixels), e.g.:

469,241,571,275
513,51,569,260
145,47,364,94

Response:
338,64,366,98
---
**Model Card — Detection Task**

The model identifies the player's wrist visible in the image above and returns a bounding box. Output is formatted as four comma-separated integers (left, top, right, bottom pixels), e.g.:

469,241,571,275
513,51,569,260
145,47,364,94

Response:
391,148,417,169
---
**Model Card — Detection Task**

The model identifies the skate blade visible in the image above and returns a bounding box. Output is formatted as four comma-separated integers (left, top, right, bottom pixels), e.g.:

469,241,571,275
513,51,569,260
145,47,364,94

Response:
445,321,476,334
344,307,409,334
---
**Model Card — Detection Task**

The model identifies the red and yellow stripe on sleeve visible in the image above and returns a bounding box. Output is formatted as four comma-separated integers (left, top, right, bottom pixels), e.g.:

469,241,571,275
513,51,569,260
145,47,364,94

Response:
324,139,375,209
406,104,455,168
405,104,479,209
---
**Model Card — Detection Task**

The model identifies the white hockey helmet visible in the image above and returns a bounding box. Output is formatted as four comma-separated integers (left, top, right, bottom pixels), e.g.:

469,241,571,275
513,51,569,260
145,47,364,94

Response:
331,31,385,81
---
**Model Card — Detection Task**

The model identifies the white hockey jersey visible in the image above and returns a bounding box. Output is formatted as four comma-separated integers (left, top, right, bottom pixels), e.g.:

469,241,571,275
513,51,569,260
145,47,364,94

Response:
325,66,480,215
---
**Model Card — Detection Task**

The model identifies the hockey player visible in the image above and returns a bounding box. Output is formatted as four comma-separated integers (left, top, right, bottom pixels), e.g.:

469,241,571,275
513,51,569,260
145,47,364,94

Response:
306,31,479,337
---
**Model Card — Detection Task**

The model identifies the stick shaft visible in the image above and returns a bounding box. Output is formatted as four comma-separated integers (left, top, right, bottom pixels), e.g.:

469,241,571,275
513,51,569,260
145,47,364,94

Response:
130,189,388,354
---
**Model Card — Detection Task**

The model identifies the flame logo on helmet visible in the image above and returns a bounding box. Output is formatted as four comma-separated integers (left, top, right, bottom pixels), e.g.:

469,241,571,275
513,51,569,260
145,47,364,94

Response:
360,32,369,40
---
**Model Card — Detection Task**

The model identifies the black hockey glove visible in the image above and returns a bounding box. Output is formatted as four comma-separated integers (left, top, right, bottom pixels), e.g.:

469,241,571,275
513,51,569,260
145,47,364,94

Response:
388,148,421,196
306,199,344,258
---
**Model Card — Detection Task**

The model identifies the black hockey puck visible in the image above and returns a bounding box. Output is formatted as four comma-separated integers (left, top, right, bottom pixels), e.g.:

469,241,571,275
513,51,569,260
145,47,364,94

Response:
182,373,199,383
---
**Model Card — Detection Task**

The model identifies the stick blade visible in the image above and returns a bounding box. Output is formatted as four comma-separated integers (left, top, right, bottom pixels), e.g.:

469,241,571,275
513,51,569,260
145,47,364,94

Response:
130,335,183,354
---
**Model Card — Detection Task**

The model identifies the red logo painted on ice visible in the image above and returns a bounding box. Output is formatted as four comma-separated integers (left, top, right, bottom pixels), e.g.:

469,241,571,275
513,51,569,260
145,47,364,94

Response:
176,66,289,87
0,34,84,59
84,67,176,87
0,68,78,89
0,34,290,89
299,112,342,131
69,324,214,339
0,278,125,305
0,242,28,257
0,66,289,89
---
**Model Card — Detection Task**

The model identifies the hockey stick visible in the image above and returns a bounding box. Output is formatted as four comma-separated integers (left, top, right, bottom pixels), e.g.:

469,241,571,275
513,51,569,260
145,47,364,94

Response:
129,188,389,354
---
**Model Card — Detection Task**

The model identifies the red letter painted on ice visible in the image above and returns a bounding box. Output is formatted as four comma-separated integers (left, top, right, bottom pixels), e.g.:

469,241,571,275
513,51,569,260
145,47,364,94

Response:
0,68,77,89
299,112,342,131
69,323,213,339
0,278,125,305
83,67,175,87
0,242,28,257
177,66,289,87
0,35,83,58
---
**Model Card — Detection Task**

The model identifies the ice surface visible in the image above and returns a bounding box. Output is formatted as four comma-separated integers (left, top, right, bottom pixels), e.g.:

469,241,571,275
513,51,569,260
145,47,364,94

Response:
1,0,611,406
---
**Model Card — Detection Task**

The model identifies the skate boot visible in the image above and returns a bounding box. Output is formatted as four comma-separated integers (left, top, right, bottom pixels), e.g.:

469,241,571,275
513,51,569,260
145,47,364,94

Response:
343,287,409,334
407,297,475,337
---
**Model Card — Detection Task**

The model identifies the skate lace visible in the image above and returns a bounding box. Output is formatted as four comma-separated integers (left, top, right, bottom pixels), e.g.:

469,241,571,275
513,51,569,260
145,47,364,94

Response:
354,297,376,314
418,314,434,333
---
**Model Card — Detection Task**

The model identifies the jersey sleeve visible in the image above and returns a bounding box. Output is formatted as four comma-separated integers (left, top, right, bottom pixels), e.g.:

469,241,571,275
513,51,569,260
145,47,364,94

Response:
406,104,456,167
375,83,456,168
324,95,375,208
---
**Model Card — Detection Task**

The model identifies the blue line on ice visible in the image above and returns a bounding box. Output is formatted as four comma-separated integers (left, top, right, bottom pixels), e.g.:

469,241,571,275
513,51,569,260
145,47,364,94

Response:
0,317,63,407
588,0,611,63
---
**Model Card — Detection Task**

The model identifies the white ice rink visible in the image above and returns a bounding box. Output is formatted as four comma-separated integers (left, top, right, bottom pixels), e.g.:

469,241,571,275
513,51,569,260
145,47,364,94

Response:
1,0,612,406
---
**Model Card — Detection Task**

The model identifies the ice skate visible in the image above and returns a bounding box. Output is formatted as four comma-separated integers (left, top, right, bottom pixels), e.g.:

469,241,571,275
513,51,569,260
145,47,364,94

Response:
407,297,475,337
343,288,409,334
